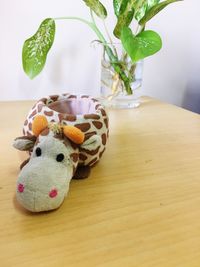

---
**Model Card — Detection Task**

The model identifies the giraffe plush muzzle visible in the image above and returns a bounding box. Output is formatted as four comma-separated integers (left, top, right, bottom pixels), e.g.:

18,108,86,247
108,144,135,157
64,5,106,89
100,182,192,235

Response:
13,94,109,212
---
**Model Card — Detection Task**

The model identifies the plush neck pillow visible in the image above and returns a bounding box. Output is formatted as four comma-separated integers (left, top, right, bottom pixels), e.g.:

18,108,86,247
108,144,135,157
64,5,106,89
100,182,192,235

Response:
13,94,109,212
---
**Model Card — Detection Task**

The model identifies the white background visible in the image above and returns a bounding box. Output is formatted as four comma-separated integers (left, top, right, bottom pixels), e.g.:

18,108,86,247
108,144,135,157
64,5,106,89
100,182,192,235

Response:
0,0,199,112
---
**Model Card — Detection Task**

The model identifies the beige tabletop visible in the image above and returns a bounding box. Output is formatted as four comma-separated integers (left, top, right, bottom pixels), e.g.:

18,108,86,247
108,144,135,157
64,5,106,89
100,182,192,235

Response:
0,97,200,267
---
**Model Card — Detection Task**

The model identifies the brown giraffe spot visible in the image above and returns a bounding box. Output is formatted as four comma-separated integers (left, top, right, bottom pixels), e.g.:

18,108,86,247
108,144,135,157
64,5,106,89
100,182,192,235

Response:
79,153,88,161
91,98,98,102
39,98,47,104
54,132,64,141
23,129,25,135
29,109,37,119
32,103,37,109
27,131,32,136
71,143,78,150
24,119,28,126
80,146,100,156
95,104,101,110
59,114,77,122
73,166,77,176
75,123,91,132
84,131,97,141
84,114,100,120
88,157,98,166
69,140,79,150
44,110,54,116
20,158,30,170
51,119,55,122
68,95,77,99
101,134,107,145
107,129,109,138
104,118,108,128
70,153,79,163
40,128,49,136
81,95,89,98
99,148,106,158
66,115,77,122
63,138,78,150
58,114,64,123
50,95,59,101
37,103,44,112
28,122,32,131
92,121,103,129
100,108,106,116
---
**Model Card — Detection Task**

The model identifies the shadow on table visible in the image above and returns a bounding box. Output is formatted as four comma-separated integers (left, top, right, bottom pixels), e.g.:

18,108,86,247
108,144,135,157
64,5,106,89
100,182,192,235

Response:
182,82,200,114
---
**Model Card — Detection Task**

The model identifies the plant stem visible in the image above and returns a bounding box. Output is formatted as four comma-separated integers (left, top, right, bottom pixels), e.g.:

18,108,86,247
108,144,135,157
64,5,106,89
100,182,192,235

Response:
54,16,92,27
89,23,132,94
90,10,115,54
135,23,145,35
102,20,118,57
54,16,132,95
54,16,111,55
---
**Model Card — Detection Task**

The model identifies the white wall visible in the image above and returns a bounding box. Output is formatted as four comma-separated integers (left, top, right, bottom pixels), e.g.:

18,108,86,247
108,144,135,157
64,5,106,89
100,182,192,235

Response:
0,0,199,111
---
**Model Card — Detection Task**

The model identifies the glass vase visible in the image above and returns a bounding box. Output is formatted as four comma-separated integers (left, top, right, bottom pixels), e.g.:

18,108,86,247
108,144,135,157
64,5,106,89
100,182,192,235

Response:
100,43,143,109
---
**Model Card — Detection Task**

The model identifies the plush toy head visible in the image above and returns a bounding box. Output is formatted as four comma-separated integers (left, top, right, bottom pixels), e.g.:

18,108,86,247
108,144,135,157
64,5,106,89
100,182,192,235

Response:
13,115,102,212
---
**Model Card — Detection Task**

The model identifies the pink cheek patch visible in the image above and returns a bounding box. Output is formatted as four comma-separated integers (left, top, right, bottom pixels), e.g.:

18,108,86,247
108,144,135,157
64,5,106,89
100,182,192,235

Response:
18,183,24,193
49,189,58,198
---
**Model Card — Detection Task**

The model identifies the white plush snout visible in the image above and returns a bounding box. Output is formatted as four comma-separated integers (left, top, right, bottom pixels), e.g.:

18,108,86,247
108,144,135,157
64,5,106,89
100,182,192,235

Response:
16,157,73,212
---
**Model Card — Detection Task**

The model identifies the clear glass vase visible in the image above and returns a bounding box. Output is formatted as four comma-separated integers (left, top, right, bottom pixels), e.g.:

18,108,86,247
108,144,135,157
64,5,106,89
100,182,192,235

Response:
100,43,143,109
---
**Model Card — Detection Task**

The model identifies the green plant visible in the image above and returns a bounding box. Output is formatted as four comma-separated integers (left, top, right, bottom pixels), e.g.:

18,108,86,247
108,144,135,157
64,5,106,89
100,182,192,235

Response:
22,0,183,94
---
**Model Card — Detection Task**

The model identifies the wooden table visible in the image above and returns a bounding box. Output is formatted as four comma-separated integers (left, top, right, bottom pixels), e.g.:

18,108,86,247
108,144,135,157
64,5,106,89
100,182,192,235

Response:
1,97,200,267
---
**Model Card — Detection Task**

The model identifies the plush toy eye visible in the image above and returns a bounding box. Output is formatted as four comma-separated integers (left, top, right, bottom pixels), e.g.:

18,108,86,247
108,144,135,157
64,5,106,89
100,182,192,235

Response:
56,153,65,162
35,147,42,157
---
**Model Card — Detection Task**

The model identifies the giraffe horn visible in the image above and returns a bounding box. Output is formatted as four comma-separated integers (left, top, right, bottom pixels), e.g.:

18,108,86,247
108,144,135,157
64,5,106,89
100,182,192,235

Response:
32,115,48,136
63,125,85,144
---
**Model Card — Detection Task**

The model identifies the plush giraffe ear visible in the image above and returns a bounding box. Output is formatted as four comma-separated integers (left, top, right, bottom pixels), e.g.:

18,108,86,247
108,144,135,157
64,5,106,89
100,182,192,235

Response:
32,115,48,136
63,125,85,144
13,136,37,151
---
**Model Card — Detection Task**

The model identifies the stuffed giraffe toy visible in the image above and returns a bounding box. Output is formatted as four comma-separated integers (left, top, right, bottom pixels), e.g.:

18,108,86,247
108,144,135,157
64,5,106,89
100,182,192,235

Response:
13,94,109,212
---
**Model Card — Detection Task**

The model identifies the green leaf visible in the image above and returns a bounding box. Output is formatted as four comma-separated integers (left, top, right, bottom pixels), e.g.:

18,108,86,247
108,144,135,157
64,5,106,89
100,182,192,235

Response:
147,0,160,9
121,27,162,62
118,0,130,15
135,0,160,21
113,0,134,38
113,0,130,17
135,2,148,21
22,18,55,79
83,0,107,19
133,0,148,12
113,0,122,17
114,0,150,37
139,0,183,25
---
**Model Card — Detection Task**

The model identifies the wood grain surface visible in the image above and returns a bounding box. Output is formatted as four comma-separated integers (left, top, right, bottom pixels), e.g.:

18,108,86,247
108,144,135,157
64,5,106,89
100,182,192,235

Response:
1,97,200,267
